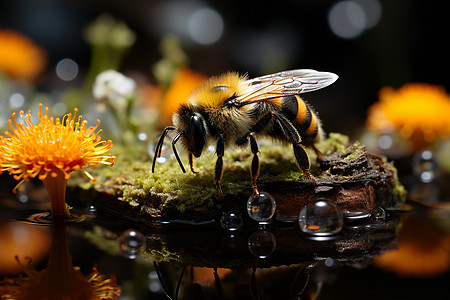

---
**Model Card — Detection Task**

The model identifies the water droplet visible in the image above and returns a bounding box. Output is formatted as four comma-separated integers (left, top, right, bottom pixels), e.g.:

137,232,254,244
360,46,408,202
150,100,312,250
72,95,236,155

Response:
84,205,97,219
298,199,343,236
371,206,386,219
412,150,439,183
221,233,241,252
119,229,146,259
220,211,243,231
343,209,371,220
247,192,276,223
248,230,276,258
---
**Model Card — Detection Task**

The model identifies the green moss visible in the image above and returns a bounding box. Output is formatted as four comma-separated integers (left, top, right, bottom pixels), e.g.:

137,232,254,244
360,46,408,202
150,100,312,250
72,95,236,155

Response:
342,141,365,161
392,182,407,204
382,155,407,204
317,132,349,155
74,132,404,218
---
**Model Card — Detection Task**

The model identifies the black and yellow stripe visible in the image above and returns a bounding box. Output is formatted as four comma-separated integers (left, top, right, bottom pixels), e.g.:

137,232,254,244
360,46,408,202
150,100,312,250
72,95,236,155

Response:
278,96,319,144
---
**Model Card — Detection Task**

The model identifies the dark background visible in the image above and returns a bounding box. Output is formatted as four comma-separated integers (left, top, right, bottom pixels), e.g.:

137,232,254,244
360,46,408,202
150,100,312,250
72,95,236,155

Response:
1,0,449,136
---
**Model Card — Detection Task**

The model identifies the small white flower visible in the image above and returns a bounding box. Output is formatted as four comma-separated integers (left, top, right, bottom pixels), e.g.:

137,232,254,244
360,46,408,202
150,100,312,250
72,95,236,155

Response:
92,70,136,103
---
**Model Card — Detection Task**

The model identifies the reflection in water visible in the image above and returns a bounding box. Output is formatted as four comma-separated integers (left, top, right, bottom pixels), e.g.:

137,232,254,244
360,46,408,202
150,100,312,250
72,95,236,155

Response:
374,215,450,277
1,170,450,299
220,211,244,231
248,230,277,259
0,216,120,299
118,229,146,259
371,206,387,219
151,263,315,300
153,262,186,300
0,222,51,276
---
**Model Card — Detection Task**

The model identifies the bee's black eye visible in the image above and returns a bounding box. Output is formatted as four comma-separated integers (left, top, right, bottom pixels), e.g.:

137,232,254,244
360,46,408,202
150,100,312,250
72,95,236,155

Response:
190,114,204,136
189,113,207,157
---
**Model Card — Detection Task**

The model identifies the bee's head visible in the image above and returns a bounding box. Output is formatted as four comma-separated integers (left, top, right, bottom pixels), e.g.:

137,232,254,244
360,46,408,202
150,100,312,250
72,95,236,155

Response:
173,104,208,158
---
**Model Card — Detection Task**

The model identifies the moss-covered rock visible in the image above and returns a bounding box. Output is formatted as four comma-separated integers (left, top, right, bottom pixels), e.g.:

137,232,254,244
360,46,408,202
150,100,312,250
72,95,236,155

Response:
71,133,406,223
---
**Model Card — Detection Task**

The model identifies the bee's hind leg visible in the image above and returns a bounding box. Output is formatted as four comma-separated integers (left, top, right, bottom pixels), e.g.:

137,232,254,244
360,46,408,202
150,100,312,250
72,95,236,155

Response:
293,143,316,183
249,133,261,198
214,134,225,200
271,112,317,183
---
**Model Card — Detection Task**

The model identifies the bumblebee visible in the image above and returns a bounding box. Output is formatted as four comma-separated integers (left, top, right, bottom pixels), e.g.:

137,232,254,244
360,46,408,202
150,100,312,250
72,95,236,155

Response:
152,69,338,199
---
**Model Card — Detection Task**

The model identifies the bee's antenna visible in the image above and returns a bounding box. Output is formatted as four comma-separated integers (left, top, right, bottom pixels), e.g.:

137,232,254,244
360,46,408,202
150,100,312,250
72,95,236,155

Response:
172,132,186,173
152,126,176,173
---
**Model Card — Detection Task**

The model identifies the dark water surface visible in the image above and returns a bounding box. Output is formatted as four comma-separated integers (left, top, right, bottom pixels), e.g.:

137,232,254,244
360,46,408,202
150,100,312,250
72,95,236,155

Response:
0,172,449,300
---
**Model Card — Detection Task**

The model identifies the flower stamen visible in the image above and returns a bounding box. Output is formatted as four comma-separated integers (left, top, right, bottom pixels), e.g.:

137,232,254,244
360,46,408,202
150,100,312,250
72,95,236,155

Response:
0,103,115,215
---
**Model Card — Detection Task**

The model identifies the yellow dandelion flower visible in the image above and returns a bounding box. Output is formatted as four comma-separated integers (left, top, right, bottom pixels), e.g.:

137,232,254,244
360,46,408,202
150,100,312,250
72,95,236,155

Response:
366,83,450,147
0,103,115,215
0,29,47,83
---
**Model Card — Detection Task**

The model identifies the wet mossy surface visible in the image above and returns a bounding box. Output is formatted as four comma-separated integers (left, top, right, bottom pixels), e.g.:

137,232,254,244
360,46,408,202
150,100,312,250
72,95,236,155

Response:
71,133,406,223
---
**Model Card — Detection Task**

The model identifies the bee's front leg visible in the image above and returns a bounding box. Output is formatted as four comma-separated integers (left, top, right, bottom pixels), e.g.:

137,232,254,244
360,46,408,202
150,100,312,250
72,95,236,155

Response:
188,152,199,175
214,134,225,200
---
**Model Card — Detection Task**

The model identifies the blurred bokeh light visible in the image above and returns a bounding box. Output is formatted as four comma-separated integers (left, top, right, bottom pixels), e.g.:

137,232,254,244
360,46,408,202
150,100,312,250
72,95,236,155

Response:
0,0,448,136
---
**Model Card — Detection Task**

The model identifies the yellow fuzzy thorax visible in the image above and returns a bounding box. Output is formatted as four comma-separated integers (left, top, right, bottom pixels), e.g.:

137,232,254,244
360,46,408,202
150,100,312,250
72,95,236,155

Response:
188,72,249,108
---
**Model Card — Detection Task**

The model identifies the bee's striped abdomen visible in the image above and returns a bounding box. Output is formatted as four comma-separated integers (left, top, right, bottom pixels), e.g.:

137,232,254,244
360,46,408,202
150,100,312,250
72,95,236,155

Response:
281,96,320,143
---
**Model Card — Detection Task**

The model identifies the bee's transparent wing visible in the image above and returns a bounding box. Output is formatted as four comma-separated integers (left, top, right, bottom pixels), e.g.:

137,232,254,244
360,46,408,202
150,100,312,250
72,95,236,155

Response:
233,69,338,106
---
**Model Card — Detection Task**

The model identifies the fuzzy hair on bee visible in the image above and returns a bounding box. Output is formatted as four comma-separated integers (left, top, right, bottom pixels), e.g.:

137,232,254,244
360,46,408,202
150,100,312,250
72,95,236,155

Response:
152,69,338,199
173,72,255,149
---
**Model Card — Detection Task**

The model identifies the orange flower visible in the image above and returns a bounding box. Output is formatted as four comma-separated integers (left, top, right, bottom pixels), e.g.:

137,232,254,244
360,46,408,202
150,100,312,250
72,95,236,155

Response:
366,83,450,145
0,29,47,83
0,104,115,215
